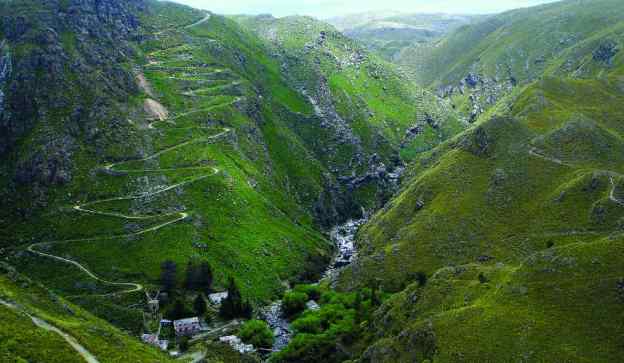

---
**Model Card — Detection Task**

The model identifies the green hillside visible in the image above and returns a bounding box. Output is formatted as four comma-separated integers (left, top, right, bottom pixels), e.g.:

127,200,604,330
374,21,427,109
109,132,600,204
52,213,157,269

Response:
404,0,624,122
0,263,173,362
1,0,624,361
235,14,466,167
331,1,624,359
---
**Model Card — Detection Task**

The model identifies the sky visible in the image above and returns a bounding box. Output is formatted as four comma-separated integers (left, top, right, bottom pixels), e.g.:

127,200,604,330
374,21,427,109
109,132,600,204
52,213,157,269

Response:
170,0,561,18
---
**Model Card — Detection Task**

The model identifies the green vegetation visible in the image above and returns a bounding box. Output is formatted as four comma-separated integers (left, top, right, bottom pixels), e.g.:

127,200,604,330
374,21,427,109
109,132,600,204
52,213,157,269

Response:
330,1,624,360
2,0,624,361
239,320,274,349
282,291,308,317
271,284,382,362
0,263,173,362
219,278,252,319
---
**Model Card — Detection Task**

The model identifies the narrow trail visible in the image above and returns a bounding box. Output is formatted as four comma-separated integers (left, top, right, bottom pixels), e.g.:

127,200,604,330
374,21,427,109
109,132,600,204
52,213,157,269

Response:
529,146,624,207
0,299,100,363
609,176,624,206
27,50,240,298
184,14,211,29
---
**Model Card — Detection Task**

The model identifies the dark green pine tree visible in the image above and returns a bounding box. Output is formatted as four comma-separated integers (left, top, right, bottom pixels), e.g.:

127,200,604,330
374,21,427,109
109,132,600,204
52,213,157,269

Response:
219,277,245,319
170,299,186,320
197,261,213,293
184,261,197,291
194,294,207,317
160,260,177,293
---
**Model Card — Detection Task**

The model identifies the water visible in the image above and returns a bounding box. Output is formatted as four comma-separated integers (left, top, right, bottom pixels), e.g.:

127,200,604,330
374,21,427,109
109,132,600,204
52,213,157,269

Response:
261,301,292,352
262,218,367,353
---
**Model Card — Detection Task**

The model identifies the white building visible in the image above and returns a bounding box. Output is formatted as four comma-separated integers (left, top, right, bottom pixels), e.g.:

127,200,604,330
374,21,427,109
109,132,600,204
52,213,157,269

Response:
174,317,201,336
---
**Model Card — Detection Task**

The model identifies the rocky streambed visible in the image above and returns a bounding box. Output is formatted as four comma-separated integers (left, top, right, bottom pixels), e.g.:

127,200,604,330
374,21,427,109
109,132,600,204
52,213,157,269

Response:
261,218,367,352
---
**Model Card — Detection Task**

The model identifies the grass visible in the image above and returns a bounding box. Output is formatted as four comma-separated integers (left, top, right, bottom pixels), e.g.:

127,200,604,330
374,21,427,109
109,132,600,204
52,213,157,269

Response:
335,66,624,360
0,263,173,362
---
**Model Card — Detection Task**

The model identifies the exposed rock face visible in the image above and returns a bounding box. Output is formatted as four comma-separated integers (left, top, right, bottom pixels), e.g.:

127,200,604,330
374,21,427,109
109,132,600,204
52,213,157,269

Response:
593,40,619,65
0,0,144,193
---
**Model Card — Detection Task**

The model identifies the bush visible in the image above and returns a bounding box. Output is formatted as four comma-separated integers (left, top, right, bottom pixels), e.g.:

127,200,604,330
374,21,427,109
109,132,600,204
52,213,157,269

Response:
478,272,489,284
282,291,308,317
271,333,347,363
294,284,321,301
239,320,273,349
292,313,323,334
178,336,190,352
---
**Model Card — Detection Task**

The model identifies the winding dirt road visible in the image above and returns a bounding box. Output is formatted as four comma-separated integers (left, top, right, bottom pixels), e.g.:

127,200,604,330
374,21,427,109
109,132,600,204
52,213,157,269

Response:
27,112,233,296
0,299,100,363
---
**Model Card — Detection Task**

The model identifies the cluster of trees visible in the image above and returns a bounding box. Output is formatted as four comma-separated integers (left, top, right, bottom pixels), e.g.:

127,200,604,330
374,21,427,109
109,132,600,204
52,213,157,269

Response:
159,259,214,320
159,259,253,321
159,260,213,294
239,320,273,349
219,277,252,319
272,284,388,362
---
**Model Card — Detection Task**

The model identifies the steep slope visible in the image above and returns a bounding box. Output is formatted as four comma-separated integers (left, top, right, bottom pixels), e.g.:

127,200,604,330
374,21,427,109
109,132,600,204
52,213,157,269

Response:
0,263,172,362
2,0,341,318
411,0,624,122
235,15,466,184
0,0,462,348
336,33,624,363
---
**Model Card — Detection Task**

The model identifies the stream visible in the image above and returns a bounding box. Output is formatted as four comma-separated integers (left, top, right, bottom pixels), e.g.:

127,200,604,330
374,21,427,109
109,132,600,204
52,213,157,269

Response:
261,218,367,352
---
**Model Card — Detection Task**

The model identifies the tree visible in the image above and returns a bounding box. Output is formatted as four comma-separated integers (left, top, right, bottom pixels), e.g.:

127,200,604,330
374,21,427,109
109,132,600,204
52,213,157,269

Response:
219,277,250,319
184,261,198,291
194,294,207,317
196,261,213,293
478,272,489,284
160,260,177,293
169,299,187,320
183,260,213,293
353,291,363,323
416,271,428,287
178,336,190,352
282,291,307,317
371,282,381,307
239,320,273,349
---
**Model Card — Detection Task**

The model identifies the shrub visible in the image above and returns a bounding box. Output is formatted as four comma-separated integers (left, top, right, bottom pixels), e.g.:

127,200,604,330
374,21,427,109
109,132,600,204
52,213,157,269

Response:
478,272,489,284
416,271,428,287
194,294,206,317
294,284,321,301
178,336,190,352
282,291,308,317
239,320,273,349
292,313,323,334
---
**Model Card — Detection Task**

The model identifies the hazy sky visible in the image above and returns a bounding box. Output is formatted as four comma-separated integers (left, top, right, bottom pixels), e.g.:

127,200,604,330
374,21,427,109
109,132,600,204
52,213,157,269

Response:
171,0,561,18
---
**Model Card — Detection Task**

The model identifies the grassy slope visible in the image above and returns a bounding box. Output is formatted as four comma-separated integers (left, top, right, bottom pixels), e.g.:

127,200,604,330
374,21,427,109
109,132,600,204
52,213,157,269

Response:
235,15,466,168
8,1,335,313
337,55,624,360
0,263,172,362
415,0,624,87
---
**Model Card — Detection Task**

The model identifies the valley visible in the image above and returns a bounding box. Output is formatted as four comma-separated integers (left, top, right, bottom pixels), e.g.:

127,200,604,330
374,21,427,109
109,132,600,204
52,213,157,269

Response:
1,0,624,362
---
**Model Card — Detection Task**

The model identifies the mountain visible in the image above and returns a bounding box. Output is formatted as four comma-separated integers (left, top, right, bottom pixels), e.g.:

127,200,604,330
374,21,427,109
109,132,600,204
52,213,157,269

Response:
0,0,465,360
410,0,624,121
2,0,624,361
327,12,483,70
233,14,465,163
333,0,624,361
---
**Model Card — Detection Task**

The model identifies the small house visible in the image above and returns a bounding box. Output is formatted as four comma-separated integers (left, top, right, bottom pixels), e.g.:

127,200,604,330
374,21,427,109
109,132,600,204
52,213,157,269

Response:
173,317,201,336
208,291,228,305
141,334,168,351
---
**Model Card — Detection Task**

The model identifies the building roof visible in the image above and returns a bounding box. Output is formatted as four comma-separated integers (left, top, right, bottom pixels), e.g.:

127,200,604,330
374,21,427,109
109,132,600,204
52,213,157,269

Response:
173,317,200,328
